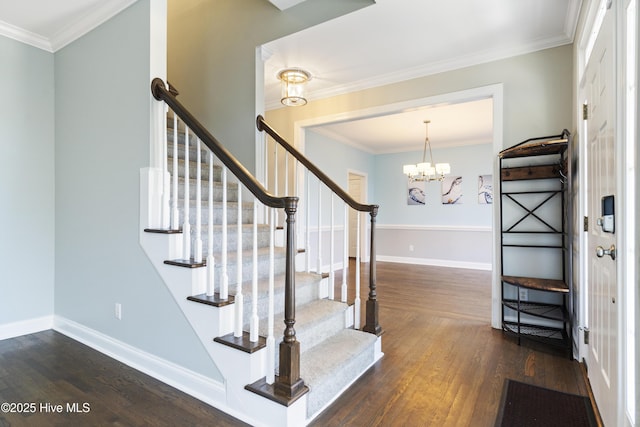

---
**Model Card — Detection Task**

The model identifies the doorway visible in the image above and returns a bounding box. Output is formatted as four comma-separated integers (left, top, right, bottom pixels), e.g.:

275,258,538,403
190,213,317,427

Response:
290,84,503,328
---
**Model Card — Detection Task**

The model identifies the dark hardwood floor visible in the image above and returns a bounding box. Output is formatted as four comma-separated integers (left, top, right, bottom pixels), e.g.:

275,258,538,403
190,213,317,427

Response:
0,262,590,426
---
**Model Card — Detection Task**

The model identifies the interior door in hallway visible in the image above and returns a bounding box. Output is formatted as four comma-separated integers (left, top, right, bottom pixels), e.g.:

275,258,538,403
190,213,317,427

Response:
584,4,618,426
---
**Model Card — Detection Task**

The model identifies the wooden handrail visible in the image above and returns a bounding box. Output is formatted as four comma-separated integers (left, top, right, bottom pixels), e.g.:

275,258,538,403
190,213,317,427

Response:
256,115,378,214
152,79,295,210
256,114,382,337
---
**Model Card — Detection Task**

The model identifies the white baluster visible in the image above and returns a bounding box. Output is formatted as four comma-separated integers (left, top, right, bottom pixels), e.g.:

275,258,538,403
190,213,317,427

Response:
171,113,179,230
161,104,170,228
220,167,229,300
317,182,322,274
206,151,214,297
183,128,191,260
250,201,259,343
194,138,203,263
274,144,279,194
234,183,243,338
342,203,348,303
264,133,269,225
355,212,361,329
294,159,300,264
329,193,335,300
305,169,310,273
284,152,289,196
266,207,275,384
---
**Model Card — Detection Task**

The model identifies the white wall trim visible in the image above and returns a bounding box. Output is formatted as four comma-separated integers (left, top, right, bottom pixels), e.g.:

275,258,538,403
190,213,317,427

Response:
0,316,54,341
0,0,138,53
53,316,227,410
0,19,52,51
378,224,491,233
377,255,491,271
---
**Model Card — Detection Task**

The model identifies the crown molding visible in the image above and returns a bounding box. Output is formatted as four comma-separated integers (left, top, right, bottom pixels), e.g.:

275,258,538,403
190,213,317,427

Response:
0,0,138,53
50,0,139,52
0,19,52,51
266,33,572,110
307,36,572,105
564,0,583,41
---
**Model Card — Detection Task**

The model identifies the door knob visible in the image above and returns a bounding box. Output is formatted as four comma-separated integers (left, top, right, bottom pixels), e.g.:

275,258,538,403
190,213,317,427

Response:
596,244,616,260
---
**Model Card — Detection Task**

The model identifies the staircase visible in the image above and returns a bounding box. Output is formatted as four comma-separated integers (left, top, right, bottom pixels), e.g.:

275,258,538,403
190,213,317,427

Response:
140,79,383,426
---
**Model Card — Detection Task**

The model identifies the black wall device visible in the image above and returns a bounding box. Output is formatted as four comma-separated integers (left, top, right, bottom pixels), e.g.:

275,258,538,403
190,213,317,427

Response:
601,195,615,233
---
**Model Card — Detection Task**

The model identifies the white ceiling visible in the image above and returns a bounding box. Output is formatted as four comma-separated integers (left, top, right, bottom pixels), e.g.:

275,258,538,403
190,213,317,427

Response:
0,0,136,52
0,0,581,153
308,97,494,154
264,0,581,153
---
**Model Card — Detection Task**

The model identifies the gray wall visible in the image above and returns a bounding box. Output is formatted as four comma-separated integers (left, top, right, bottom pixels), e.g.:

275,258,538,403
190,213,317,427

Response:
54,0,221,380
167,0,374,170
0,36,55,330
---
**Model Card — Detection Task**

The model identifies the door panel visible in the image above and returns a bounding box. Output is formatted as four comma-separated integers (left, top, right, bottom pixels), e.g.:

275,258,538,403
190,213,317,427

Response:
585,6,618,426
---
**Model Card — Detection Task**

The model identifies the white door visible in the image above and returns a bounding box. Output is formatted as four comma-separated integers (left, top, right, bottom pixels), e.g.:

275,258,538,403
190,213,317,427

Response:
348,173,365,257
585,5,618,426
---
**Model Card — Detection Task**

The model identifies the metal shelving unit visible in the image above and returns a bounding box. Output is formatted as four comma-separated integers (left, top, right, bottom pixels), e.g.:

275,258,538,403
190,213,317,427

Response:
498,130,572,355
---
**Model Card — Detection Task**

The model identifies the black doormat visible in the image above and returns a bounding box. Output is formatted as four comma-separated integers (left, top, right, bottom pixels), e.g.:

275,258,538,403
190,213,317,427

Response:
494,379,597,427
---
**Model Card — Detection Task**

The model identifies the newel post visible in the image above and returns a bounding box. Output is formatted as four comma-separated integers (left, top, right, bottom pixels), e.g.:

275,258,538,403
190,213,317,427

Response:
363,205,382,336
274,197,308,400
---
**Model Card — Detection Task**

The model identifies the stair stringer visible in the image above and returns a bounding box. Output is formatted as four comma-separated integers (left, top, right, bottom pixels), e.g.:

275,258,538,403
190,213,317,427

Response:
140,167,309,427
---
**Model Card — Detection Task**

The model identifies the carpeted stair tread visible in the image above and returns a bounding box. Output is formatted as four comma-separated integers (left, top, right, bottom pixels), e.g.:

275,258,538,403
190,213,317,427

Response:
301,329,377,417
231,271,321,305
235,272,323,326
206,246,288,286
258,299,348,352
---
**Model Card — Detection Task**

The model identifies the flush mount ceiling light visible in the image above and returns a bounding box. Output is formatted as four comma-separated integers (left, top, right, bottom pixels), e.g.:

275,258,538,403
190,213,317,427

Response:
278,68,311,107
403,120,451,182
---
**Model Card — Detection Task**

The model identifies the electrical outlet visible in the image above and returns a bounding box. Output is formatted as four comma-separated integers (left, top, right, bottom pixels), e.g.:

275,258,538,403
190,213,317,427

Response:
519,289,528,301
409,245,414,252
115,303,122,320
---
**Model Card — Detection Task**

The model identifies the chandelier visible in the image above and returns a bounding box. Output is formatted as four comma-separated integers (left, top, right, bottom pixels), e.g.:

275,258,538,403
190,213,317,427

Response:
402,120,451,181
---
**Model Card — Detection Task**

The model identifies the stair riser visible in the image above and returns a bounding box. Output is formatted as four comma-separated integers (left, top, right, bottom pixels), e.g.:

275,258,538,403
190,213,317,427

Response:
211,251,286,287
175,178,240,203
305,342,375,417
241,280,320,330
188,226,271,253
168,158,223,182
272,306,347,372
179,204,253,226
167,135,212,162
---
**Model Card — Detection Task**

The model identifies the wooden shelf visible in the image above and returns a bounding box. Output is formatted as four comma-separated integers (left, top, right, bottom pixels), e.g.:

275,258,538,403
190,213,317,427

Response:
501,164,564,181
498,136,568,159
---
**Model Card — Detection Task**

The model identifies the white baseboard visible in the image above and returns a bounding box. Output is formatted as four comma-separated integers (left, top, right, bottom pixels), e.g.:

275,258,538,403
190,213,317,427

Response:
0,316,53,341
53,316,227,409
377,255,492,271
